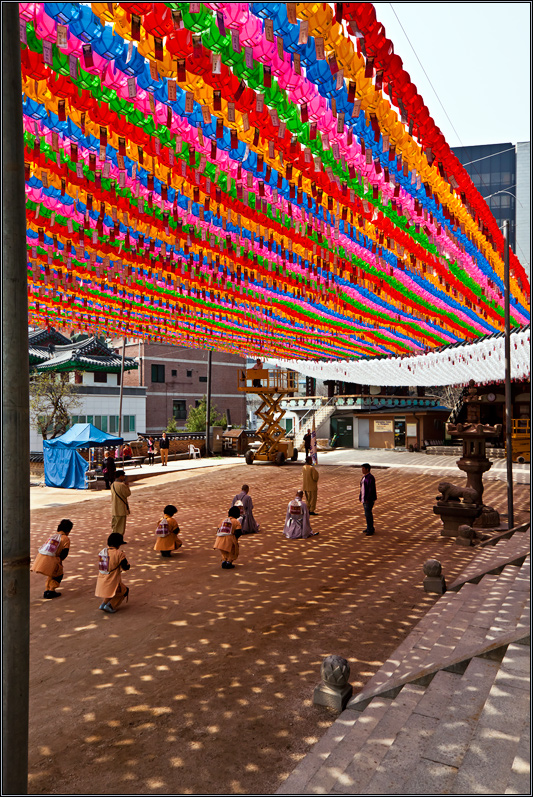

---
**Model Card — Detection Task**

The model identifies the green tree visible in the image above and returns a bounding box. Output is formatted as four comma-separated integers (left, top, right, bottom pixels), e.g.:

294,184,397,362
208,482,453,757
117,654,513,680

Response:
166,417,179,432
30,371,82,439
185,396,227,432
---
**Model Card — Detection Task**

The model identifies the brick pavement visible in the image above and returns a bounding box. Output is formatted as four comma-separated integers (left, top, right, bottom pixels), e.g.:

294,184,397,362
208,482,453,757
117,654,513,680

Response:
28,463,530,795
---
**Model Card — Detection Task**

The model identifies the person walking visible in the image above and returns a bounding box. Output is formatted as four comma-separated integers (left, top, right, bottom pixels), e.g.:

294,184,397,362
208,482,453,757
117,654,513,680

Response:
103,449,116,490
302,455,319,515
111,470,131,536
303,429,312,458
231,484,260,534
147,436,155,466
359,463,377,536
32,519,73,599
159,432,170,466
96,532,130,614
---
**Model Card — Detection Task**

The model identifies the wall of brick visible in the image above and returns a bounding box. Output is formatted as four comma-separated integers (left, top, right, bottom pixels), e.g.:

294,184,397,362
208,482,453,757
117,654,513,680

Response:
122,342,247,434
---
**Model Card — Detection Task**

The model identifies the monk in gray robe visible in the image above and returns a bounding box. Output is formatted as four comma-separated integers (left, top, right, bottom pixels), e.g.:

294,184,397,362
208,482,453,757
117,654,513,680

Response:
231,484,260,534
282,490,318,539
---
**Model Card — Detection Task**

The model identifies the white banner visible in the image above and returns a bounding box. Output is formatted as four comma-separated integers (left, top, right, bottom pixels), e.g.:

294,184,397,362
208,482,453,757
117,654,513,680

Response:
266,329,530,387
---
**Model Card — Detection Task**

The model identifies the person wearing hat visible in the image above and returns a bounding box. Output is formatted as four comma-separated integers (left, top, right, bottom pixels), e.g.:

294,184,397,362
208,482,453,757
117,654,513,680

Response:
96,532,130,614
111,470,131,536
153,504,183,558
32,519,73,599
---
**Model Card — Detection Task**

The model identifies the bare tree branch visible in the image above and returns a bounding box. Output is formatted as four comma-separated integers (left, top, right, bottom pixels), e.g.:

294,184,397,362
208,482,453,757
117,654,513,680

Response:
29,372,82,439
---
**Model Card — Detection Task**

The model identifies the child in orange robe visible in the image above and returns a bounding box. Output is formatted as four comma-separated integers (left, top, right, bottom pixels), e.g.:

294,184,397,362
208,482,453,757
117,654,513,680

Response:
153,504,183,558
32,519,73,598
96,533,130,614
213,506,242,569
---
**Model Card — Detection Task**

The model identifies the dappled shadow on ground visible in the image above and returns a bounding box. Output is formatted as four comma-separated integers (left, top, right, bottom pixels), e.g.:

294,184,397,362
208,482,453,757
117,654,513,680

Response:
28,466,529,795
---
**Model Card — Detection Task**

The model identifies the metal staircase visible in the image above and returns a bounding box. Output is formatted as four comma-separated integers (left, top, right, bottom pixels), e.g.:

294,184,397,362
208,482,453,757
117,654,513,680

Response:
292,397,337,450
447,386,468,425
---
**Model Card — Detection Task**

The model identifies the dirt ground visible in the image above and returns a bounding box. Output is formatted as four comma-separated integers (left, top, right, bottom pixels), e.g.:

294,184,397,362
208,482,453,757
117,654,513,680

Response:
27,463,530,795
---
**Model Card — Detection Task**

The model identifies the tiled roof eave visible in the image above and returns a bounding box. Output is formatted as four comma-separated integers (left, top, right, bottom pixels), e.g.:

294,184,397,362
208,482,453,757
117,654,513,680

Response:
36,356,138,373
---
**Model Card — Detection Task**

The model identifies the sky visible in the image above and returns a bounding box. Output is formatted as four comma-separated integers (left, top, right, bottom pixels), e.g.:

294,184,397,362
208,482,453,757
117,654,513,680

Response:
371,2,531,148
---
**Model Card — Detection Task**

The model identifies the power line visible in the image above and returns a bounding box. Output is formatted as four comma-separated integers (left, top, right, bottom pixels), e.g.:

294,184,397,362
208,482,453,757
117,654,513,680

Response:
461,147,516,167
388,3,466,147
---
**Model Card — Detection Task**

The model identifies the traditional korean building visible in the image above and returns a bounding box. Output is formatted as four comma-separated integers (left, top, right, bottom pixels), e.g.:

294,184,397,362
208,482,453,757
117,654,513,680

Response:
29,328,146,451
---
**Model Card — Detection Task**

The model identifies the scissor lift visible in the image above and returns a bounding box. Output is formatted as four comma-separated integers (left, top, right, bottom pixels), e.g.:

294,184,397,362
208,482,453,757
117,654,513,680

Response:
238,367,298,465
508,418,530,463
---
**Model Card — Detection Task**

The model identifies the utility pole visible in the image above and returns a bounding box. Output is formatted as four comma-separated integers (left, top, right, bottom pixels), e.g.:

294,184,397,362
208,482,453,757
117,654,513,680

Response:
503,220,514,528
117,335,126,461
205,350,212,456
2,4,30,793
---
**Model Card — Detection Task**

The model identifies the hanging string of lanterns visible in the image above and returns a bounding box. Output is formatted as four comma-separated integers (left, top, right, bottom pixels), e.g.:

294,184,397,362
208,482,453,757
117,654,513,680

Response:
21,2,530,359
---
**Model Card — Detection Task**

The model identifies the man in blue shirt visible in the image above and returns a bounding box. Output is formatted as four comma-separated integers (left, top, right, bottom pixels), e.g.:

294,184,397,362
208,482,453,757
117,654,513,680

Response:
359,463,377,536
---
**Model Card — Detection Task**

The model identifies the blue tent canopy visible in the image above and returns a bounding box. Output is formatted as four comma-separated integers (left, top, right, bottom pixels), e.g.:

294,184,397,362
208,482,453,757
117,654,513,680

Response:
44,423,123,449
43,424,124,489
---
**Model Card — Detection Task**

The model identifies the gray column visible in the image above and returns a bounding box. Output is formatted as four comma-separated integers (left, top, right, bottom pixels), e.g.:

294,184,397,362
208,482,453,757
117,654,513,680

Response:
205,350,212,455
503,220,514,528
2,4,30,793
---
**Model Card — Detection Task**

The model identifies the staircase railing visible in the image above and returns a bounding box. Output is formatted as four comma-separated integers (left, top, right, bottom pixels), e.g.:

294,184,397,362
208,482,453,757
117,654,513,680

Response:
293,396,337,440
447,387,468,425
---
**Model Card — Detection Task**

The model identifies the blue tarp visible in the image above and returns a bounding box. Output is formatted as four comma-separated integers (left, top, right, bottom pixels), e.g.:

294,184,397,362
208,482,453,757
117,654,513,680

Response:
43,447,89,489
43,424,124,490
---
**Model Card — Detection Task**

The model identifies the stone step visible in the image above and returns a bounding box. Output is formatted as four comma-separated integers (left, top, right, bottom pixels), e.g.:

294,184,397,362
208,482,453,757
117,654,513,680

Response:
401,655,502,795
449,529,530,591
450,643,531,794
359,670,460,794
329,684,427,794
274,704,388,795
505,724,531,795
348,567,529,711
290,697,393,795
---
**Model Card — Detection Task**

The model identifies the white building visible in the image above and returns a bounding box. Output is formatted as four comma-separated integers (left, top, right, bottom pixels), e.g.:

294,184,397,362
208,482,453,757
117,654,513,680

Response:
29,328,146,452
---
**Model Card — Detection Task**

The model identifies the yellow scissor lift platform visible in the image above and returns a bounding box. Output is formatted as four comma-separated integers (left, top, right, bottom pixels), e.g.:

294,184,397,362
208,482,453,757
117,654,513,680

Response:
238,368,298,465
507,418,531,463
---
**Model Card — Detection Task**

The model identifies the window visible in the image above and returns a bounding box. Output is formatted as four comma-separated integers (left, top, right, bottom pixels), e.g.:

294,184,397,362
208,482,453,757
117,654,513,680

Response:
199,376,208,383
173,400,187,420
187,370,193,377
123,415,136,432
151,364,165,383
109,415,119,434
171,369,177,377
94,371,108,383
87,415,93,425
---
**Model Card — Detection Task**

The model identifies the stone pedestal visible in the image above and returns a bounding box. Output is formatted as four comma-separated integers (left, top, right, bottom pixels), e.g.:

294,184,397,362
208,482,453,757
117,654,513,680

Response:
433,413,502,539
423,559,447,593
433,501,482,537
423,576,447,594
313,655,353,712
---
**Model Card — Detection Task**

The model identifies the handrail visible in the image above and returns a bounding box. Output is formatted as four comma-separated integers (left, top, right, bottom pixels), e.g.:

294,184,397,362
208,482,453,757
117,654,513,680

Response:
295,395,337,436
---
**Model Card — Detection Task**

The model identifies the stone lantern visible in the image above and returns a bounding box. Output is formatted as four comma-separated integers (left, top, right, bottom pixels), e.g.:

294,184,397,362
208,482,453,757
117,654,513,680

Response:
433,381,502,536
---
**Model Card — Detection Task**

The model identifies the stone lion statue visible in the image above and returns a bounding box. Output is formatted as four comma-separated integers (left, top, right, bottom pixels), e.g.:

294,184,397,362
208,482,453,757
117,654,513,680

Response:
437,481,480,505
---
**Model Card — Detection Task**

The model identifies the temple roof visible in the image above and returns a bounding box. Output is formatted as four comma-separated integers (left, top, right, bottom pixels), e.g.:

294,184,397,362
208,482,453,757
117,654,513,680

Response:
29,328,138,373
